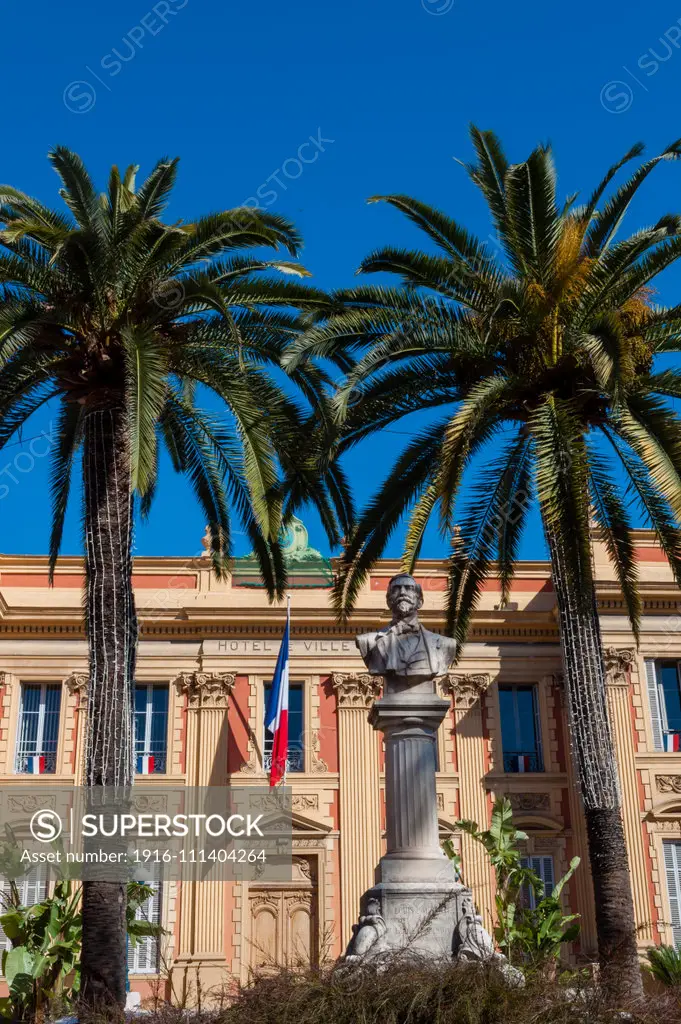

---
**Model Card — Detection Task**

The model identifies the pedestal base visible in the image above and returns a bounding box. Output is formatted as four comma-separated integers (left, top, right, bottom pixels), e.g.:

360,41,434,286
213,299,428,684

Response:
368,882,470,960
346,850,470,961
348,877,470,961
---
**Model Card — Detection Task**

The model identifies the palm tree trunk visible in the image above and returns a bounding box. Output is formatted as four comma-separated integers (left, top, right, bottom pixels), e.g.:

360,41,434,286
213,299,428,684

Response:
547,530,642,1001
80,408,137,1008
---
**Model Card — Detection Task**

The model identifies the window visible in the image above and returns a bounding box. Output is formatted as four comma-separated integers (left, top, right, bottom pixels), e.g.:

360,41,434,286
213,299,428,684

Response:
520,855,555,909
127,880,162,974
663,841,681,947
498,685,543,773
135,685,169,774
0,871,47,957
263,682,304,773
645,660,681,751
15,684,61,774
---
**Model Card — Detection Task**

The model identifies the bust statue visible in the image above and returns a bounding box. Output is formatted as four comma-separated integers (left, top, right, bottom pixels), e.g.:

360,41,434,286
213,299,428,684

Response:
356,573,457,686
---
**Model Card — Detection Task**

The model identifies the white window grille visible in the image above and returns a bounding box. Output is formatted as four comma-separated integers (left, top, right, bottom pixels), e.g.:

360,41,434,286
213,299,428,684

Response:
135,684,168,774
15,684,61,774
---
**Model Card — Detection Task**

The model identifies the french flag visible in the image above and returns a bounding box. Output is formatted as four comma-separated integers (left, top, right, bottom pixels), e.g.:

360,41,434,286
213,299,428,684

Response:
27,755,46,775
666,733,681,752
137,755,155,774
517,754,531,773
265,601,290,787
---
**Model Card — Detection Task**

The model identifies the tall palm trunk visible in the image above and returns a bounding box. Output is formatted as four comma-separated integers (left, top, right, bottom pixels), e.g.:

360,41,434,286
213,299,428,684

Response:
547,531,642,1000
80,408,137,1007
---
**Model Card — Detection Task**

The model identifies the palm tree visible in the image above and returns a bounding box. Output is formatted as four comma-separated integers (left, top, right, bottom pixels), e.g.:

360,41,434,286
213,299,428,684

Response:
286,128,681,998
0,150,350,1006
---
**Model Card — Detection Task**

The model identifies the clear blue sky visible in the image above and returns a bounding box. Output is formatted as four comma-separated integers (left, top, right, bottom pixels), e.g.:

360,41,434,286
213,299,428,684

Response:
4,0,681,562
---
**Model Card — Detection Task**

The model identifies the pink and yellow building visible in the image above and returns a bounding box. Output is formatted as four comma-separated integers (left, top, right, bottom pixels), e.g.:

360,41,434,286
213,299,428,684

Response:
1,522,681,998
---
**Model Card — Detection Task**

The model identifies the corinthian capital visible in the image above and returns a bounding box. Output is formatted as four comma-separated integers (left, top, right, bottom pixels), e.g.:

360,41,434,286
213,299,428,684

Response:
64,672,89,701
176,671,236,709
332,672,382,708
440,673,491,709
603,648,635,688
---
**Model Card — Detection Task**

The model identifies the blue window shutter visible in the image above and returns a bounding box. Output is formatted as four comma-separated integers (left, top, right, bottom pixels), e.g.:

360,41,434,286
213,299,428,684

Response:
541,856,555,896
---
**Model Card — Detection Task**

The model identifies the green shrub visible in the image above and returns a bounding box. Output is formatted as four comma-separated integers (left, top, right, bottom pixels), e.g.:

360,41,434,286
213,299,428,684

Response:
76,964,681,1024
452,797,581,965
646,944,681,987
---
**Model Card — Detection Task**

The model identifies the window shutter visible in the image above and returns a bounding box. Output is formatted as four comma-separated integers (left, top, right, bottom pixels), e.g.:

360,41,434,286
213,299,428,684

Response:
664,842,681,947
645,660,665,752
23,871,46,907
540,856,555,897
0,879,11,956
520,856,555,908
128,882,161,974
0,872,47,969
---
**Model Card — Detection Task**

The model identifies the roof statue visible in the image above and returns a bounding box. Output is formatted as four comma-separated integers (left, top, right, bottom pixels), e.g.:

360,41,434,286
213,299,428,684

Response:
228,516,333,588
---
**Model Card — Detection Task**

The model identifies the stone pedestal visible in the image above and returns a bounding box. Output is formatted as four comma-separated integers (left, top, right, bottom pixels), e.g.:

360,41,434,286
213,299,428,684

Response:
348,687,471,961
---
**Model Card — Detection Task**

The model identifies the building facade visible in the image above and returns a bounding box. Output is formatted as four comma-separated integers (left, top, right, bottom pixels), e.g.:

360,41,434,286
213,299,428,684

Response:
1,523,681,999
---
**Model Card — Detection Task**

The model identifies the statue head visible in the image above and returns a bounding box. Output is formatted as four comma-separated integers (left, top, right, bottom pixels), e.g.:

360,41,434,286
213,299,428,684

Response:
386,573,423,622
365,897,382,917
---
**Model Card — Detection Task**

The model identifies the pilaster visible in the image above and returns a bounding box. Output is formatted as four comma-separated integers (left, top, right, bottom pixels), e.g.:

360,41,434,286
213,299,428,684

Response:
604,648,653,943
441,673,495,924
64,673,88,784
332,672,382,947
172,671,235,999
0,673,17,774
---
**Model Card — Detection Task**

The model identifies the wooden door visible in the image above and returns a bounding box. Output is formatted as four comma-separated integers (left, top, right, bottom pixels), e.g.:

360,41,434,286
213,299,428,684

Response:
247,857,318,973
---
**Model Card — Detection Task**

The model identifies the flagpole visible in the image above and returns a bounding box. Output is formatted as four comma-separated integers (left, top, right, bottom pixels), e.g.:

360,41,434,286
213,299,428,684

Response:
283,592,291,788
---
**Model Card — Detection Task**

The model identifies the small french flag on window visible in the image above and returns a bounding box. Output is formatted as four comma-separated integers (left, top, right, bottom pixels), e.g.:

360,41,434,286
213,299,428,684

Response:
27,756,46,774
517,754,531,773
666,734,681,752
137,755,155,774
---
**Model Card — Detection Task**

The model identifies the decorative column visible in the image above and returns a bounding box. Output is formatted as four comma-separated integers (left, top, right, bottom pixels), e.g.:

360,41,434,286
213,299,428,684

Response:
172,672,235,999
332,673,382,947
442,673,494,924
0,673,16,775
65,673,89,785
604,648,653,943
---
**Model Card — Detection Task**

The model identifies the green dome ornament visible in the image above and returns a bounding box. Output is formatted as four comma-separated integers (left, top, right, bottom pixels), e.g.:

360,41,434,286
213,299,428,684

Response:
233,516,333,588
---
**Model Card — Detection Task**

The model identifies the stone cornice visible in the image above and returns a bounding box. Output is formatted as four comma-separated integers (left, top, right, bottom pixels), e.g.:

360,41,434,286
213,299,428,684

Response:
175,671,236,709
331,672,382,709
440,673,491,709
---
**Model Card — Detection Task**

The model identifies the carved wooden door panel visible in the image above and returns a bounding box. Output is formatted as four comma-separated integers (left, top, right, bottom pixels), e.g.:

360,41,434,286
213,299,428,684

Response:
247,857,318,973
